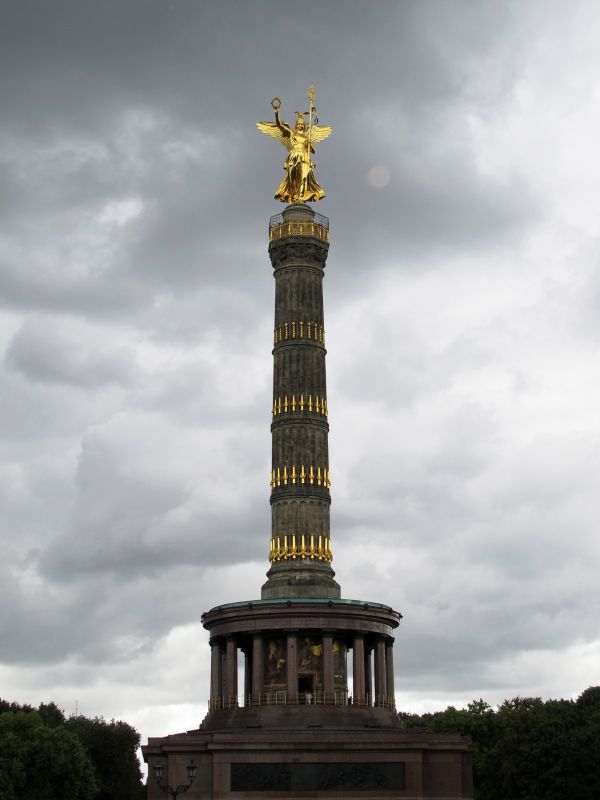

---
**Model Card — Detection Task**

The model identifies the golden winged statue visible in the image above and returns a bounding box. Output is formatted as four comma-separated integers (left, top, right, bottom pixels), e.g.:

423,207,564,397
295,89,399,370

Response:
257,84,332,203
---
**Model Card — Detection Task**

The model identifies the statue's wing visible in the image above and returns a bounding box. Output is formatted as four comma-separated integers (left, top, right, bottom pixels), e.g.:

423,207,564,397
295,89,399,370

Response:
257,121,292,151
309,124,333,145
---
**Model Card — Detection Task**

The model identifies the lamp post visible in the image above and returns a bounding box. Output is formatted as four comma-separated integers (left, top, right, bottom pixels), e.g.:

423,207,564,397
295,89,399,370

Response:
153,761,197,798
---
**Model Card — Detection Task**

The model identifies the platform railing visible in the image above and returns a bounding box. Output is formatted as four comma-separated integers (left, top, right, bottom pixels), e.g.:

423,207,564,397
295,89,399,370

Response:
208,693,396,711
268,212,329,243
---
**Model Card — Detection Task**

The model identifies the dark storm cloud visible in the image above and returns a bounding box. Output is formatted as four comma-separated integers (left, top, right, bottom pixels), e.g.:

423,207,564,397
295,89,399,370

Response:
2,2,489,130
0,0,540,325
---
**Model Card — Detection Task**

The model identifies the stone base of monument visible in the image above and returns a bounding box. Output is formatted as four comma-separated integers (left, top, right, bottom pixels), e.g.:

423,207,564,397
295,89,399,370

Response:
144,723,473,799
143,598,473,798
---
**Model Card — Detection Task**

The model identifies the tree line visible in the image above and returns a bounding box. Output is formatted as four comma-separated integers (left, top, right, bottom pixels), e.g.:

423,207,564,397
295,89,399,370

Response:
0,699,144,800
401,686,600,799
2,688,599,798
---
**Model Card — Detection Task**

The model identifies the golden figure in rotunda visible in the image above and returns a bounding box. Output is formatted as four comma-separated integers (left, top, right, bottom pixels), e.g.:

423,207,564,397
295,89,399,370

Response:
257,84,332,203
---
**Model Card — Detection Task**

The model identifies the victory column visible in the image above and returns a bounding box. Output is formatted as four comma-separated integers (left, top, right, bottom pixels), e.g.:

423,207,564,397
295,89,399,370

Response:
142,86,473,800
258,86,338,600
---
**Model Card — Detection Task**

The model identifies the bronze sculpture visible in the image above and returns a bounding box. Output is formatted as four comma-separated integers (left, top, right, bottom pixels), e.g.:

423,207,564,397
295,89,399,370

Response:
257,84,332,203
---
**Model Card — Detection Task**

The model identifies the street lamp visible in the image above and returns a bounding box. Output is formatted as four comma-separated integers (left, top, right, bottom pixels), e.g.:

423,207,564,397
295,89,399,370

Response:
153,761,198,798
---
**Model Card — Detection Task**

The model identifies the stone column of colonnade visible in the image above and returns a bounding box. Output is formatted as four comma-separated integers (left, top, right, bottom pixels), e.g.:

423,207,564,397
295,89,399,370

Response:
262,204,341,600
224,637,237,708
352,634,366,704
373,636,395,708
208,638,240,710
209,632,395,709
374,638,387,706
365,644,373,705
251,633,263,704
286,633,298,703
386,638,396,707
209,640,222,709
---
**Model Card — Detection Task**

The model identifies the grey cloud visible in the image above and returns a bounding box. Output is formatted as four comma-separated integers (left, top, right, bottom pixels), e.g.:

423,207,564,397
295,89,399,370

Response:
0,371,113,443
39,410,269,583
6,315,139,387
0,560,192,665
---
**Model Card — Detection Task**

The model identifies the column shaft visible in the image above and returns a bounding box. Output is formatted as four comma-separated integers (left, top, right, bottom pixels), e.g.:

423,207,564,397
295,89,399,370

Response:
251,633,264,704
225,637,238,707
262,207,340,602
374,638,387,707
352,634,366,705
385,639,395,709
243,650,251,706
286,632,298,703
365,646,373,706
322,632,334,704
210,640,222,710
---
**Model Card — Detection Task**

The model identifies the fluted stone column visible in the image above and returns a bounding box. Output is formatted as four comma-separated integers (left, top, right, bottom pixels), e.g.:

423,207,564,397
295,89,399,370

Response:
210,639,222,710
243,648,251,706
385,638,395,709
352,634,366,705
262,204,340,600
322,631,334,704
225,637,238,707
286,632,298,703
251,633,263,704
365,645,373,706
374,638,387,707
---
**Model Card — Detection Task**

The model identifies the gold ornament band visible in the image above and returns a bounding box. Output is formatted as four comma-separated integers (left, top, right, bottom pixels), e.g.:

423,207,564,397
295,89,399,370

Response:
274,321,325,344
272,394,328,416
269,534,333,563
270,465,331,488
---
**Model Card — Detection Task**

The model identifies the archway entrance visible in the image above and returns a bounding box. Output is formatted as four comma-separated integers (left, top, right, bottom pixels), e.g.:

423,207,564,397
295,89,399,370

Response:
298,673,315,703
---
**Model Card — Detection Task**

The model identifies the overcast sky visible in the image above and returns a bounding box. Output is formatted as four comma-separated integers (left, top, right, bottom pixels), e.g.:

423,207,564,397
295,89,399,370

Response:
1,0,599,748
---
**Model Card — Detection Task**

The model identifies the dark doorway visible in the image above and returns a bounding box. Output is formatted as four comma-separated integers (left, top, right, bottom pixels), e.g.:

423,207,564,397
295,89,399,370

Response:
298,674,314,701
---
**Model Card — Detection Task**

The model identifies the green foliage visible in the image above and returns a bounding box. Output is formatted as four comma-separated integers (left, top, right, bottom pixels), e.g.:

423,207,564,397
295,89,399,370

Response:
401,686,600,800
38,702,66,729
573,687,600,799
0,700,145,800
0,710,97,800
66,715,144,800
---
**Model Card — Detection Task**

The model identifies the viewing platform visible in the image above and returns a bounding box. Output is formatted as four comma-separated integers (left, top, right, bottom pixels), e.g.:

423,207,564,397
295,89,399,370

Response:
269,205,329,242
